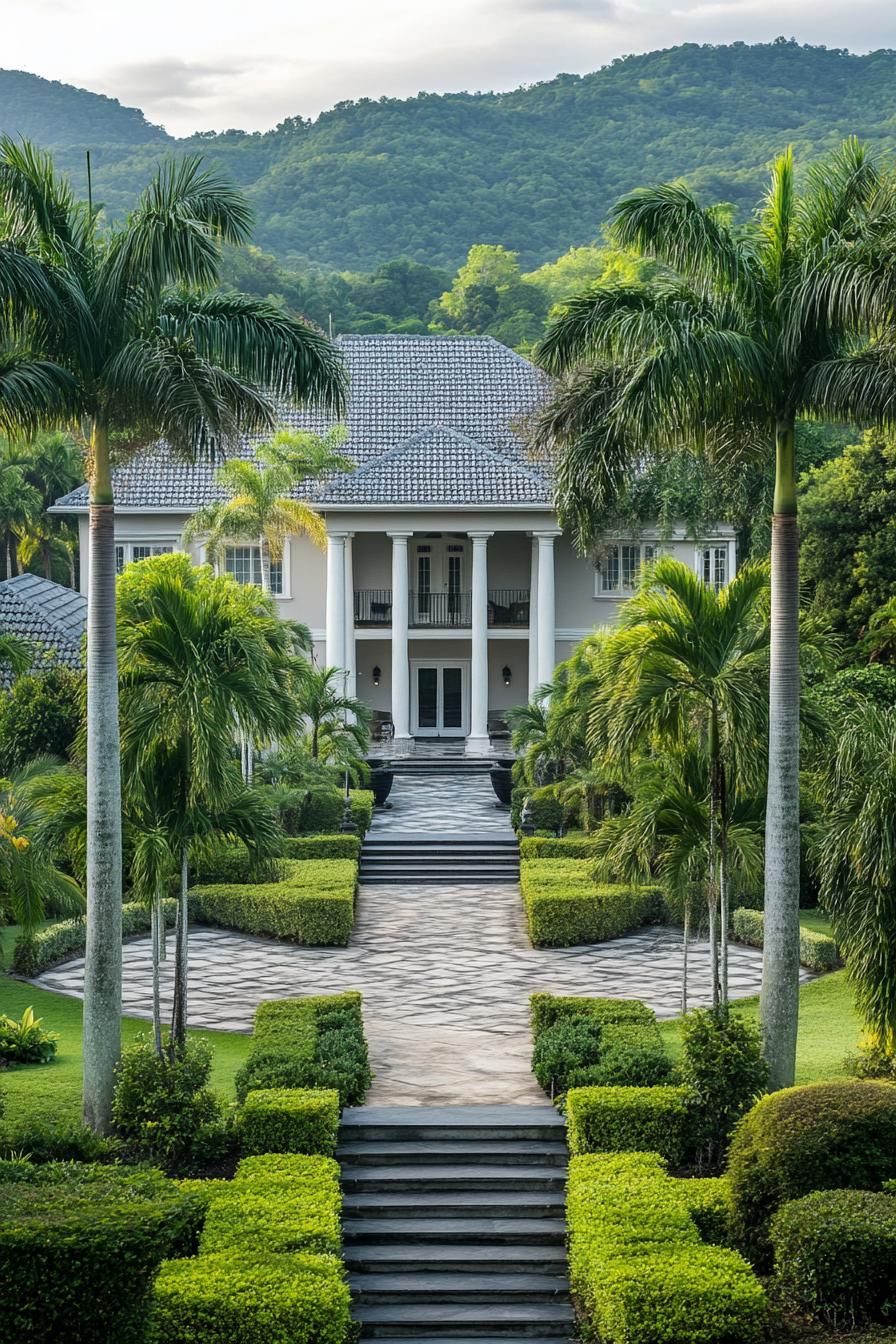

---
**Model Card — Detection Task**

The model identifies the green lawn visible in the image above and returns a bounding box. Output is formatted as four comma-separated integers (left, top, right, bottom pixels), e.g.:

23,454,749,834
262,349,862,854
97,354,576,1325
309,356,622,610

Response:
0,925,252,1132
659,966,861,1083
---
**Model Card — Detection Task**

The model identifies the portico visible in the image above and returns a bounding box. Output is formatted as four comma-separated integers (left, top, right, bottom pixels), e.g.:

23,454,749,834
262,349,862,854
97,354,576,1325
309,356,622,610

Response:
324,520,558,756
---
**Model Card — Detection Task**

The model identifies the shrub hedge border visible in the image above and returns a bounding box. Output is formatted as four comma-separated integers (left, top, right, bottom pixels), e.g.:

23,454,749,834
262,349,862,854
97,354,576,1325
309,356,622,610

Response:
732,907,839,972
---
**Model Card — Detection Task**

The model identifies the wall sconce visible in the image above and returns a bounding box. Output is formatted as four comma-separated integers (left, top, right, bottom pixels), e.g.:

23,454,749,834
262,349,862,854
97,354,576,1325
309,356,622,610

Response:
502,665,512,686
372,665,381,686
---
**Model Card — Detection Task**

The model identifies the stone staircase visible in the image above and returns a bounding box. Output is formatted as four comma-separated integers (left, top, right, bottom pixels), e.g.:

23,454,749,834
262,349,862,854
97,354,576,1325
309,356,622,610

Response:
359,836,520,885
339,1104,574,1341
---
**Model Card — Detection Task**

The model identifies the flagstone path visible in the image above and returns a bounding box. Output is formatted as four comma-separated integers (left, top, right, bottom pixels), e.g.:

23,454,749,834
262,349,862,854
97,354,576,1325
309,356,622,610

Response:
33,768,790,1104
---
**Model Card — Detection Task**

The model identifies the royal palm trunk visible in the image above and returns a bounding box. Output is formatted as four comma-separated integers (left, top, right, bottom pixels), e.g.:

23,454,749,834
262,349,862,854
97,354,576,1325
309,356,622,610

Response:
760,418,802,1089
82,422,123,1132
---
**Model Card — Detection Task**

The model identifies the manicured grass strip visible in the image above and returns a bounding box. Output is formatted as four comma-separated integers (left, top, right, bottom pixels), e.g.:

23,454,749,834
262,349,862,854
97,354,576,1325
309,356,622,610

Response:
657,969,861,1085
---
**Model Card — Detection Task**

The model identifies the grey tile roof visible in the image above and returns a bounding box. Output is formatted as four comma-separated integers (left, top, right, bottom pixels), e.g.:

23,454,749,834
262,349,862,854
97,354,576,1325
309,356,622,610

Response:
0,575,86,686
53,334,551,512
322,427,549,504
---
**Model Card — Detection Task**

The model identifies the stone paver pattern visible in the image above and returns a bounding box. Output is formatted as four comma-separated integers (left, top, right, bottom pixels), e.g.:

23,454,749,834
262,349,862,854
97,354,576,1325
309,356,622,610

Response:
371,769,513,834
34,767,802,1104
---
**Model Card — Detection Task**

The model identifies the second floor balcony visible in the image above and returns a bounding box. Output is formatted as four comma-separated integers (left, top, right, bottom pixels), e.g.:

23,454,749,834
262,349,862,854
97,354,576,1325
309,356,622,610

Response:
354,588,531,629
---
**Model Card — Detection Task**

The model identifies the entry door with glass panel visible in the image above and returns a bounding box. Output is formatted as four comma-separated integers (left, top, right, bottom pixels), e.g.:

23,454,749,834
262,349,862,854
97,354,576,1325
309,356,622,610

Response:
411,661,469,736
413,542,468,626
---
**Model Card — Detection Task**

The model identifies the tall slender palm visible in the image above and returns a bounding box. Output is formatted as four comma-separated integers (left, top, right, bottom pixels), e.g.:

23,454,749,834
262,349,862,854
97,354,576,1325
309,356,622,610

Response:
117,554,297,1045
183,427,352,594
534,139,896,1085
0,141,344,1129
0,458,40,577
22,430,83,577
589,558,770,1003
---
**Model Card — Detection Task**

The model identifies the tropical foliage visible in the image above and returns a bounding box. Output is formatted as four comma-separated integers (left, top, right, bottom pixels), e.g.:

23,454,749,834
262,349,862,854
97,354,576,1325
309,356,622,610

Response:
0,137,344,1131
533,137,896,1088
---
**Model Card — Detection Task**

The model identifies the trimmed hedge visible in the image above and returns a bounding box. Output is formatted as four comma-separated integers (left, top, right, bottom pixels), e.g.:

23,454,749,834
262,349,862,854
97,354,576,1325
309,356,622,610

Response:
234,992,371,1106
192,858,357,947
519,834,601,859
292,788,374,837
728,1080,896,1267
771,1188,896,1324
151,1250,350,1344
732,907,839,971
530,993,672,1096
240,1088,340,1156
200,1153,342,1255
530,992,656,1036
0,1161,203,1344
191,841,282,885
568,1152,765,1344
12,898,179,977
155,1152,348,1344
566,1085,691,1166
676,1175,735,1246
282,834,362,861
520,860,660,947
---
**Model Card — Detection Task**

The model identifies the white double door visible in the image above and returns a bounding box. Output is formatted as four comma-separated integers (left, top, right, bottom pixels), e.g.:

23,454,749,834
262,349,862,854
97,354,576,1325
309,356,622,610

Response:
413,539,468,625
410,659,469,737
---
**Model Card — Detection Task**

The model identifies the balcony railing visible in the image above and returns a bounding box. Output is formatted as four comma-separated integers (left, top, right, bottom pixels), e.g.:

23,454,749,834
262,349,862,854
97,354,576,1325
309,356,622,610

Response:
354,588,531,629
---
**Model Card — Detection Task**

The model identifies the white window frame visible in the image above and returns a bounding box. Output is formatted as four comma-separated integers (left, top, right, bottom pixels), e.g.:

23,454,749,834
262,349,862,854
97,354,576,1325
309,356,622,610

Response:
595,541,658,597
221,542,290,599
697,544,728,592
114,541,177,575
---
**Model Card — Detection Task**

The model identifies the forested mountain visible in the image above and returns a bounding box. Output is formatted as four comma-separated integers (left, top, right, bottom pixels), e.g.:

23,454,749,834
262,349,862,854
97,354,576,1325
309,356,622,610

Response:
3,39,896,271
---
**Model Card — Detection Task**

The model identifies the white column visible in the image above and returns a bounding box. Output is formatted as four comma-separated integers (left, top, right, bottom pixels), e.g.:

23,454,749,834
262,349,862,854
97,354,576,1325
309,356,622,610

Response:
343,533,356,701
535,531,559,687
325,531,347,671
389,531,412,747
466,530,493,756
528,535,539,696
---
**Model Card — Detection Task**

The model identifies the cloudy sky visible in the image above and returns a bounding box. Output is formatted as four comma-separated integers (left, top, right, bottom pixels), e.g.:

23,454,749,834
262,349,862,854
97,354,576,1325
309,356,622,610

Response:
1,0,893,136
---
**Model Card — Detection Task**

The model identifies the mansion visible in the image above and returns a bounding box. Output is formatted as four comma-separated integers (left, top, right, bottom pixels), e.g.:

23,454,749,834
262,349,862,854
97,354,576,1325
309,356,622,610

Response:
54,335,735,755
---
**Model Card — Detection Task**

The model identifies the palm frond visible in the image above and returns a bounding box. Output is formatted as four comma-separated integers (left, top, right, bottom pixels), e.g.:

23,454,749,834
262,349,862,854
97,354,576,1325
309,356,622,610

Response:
160,291,347,413
0,353,78,435
799,343,896,425
610,182,754,297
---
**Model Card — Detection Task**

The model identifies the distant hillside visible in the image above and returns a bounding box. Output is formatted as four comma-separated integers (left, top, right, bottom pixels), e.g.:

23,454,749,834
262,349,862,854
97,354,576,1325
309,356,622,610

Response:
0,69,169,149
3,40,896,271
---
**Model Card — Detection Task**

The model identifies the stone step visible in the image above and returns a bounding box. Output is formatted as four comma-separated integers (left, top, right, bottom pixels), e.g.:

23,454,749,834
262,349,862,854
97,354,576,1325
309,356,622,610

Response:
342,1217,566,1245
355,1302,575,1336
341,1105,564,1144
345,1244,567,1273
343,1190,566,1219
363,834,518,847
341,1166,566,1194
360,1337,572,1344
361,873,520,885
359,858,519,870
337,1141,568,1168
351,1271,569,1305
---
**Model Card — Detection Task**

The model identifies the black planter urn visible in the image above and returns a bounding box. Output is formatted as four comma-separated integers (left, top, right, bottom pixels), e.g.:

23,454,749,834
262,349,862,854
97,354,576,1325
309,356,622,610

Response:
370,768,395,806
489,764,514,805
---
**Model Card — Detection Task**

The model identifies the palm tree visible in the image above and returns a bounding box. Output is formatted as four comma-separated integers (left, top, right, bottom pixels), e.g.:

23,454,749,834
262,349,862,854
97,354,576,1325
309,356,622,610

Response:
117,553,298,1044
589,558,770,1004
0,141,345,1129
0,457,40,577
593,747,764,1014
814,701,896,1056
21,430,83,578
533,139,896,1086
293,664,371,767
183,427,351,595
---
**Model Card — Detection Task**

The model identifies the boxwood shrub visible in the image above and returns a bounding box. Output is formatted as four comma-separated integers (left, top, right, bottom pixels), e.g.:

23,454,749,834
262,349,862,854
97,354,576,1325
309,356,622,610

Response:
150,1250,350,1344
240,1088,340,1157
568,1152,765,1344
0,1162,203,1344
190,840,283,885
728,1080,896,1266
676,1175,735,1246
520,860,660,947
566,1085,691,1165
292,788,374,837
519,835,601,859
200,1153,342,1255
530,993,672,1096
191,858,357,947
732,907,839,971
282,835,362,860
770,1188,896,1324
234,992,371,1106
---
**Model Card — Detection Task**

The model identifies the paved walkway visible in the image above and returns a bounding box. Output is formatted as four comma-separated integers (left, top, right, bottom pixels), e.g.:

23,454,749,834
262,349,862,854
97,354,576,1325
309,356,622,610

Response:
372,769,513,834
33,770,788,1104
